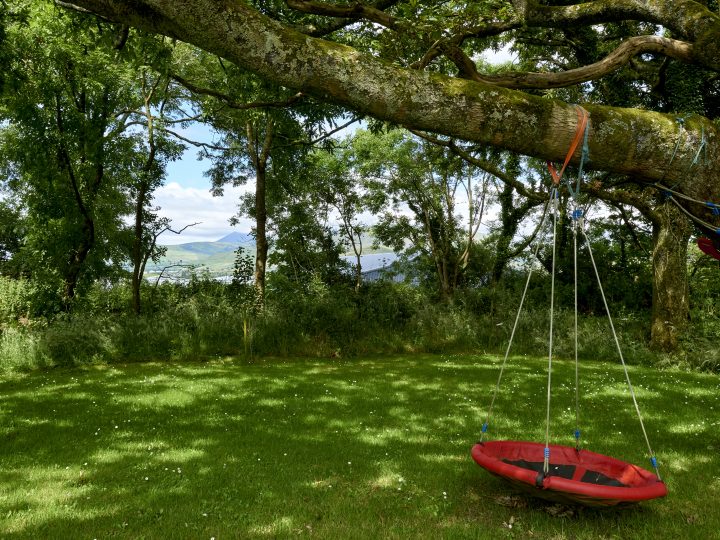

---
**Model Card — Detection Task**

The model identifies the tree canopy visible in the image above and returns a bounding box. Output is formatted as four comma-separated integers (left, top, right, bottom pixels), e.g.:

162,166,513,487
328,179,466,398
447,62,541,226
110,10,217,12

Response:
60,0,720,230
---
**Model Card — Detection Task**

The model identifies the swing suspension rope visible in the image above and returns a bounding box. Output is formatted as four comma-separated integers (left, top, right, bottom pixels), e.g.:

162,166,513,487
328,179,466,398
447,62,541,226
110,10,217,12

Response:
479,105,661,479
544,187,559,474
580,221,661,479
647,116,718,234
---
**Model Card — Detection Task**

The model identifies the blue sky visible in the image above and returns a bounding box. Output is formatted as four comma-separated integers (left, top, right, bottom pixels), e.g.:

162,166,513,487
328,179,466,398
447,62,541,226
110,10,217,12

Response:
154,123,255,245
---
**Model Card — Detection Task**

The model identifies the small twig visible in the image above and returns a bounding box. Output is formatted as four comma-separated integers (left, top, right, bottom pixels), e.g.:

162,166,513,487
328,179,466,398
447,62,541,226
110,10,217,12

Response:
153,264,197,289
172,73,304,110
160,128,230,152
274,116,360,149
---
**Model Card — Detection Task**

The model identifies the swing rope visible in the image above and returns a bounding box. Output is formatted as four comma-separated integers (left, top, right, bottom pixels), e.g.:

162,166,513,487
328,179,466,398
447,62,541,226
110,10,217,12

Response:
573,206,581,449
479,104,662,481
479,194,553,441
543,187,559,474
581,223,662,480
569,107,590,451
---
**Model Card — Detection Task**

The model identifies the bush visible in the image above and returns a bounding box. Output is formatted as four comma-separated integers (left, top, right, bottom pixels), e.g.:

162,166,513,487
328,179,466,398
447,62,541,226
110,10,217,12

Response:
0,270,685,373
0,276,34,326
0,326,50,373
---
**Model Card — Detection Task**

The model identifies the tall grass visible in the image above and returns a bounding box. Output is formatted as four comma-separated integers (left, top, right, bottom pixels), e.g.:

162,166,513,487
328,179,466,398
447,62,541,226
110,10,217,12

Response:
0,276,34,325
0,273,683,374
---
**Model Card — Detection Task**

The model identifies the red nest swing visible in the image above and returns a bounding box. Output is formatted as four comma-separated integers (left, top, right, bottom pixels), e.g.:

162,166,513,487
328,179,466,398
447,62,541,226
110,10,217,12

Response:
472,109,667,507
471,441,667,506
698,236,720,260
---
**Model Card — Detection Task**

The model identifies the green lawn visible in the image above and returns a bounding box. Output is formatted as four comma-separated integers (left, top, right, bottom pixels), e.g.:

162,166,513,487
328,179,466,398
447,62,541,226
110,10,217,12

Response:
0,355,717,539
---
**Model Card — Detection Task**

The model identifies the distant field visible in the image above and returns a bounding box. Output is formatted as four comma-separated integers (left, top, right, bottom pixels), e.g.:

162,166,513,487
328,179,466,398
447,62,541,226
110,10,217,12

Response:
1,355,717,538
147,242,239,275
146,235,395,277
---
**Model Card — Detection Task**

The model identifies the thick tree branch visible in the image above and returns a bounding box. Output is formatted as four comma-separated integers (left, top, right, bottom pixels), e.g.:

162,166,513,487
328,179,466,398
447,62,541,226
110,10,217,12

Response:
60,0,720,224
516,0,720,70
286,0,399,30
410,21,520,70
519,0,712,42
453,35,694,89
287,0,400,37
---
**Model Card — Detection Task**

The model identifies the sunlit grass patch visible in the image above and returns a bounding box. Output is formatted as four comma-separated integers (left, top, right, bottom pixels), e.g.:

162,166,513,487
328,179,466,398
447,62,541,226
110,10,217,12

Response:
0,355,717,538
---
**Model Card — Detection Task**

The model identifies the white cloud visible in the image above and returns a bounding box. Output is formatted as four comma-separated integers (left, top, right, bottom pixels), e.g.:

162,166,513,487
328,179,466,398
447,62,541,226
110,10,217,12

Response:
152,182,254,245
481,43,516,65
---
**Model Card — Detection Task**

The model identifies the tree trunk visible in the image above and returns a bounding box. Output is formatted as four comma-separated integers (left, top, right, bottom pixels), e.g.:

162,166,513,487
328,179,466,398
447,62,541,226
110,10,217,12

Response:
63,218,95,306
131,184,148,315
650,202,692,351
354,251,362,292
131,81,159,316
246,117,274,306
254,161,268,302
492,182,517,283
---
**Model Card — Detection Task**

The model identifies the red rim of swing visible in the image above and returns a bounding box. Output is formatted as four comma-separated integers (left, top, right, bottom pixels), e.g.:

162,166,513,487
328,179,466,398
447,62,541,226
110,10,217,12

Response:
698,237,720,260
471,441,667,506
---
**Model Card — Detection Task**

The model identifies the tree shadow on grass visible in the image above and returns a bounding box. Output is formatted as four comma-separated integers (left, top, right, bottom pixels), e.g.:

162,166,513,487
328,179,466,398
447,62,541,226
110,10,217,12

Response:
0,355,717,538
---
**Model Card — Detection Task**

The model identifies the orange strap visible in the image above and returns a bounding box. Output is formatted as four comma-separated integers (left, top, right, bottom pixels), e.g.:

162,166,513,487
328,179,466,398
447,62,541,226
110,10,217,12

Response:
547,107,589,185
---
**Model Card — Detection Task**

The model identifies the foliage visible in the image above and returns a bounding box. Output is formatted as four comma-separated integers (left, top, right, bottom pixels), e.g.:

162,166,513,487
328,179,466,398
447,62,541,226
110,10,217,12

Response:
347,129,489,299
0,3,144,306
268,199,350,287
0,275,34,325
0,270,690,374
0,196,25,276
302,143,370,288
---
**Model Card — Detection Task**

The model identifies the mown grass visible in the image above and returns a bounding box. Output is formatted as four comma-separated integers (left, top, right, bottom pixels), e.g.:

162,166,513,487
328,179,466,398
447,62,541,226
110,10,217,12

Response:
0,355,717,539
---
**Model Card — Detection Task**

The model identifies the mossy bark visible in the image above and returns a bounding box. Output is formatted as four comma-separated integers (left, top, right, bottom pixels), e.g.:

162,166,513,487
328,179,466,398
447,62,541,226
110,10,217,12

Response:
650,202,692,351
68,0,720,221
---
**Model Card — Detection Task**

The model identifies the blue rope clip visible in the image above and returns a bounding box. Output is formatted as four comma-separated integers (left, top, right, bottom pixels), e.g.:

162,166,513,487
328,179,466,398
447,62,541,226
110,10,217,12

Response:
716,228,720,236
650,456,658,469
706,202,720,216
481,423,488,433
544,447,551,460
572,209,583,220
574,429,581,440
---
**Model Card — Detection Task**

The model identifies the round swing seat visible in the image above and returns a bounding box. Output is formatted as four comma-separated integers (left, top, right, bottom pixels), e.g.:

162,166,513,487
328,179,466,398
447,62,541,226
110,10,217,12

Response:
471,440,667,507
698,237,720,261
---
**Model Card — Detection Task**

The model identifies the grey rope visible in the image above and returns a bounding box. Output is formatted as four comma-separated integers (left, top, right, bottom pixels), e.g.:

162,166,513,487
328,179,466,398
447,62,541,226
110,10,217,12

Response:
651,182,720,230
573,206,581,450
581,225,662,479
667,193,718,231
544,188,560,474
480,195,553,442
653,182,718,210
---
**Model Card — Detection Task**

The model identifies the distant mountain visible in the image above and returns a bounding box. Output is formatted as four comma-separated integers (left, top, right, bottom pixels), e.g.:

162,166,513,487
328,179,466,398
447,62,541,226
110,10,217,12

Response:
168,241,237,256
144,232,255,276
216,231,254,245
145,230,393,278
162,231,254,258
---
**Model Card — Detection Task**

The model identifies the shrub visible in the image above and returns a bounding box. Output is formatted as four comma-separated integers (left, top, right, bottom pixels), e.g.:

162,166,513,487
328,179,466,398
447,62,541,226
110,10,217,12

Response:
0,276,34,325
